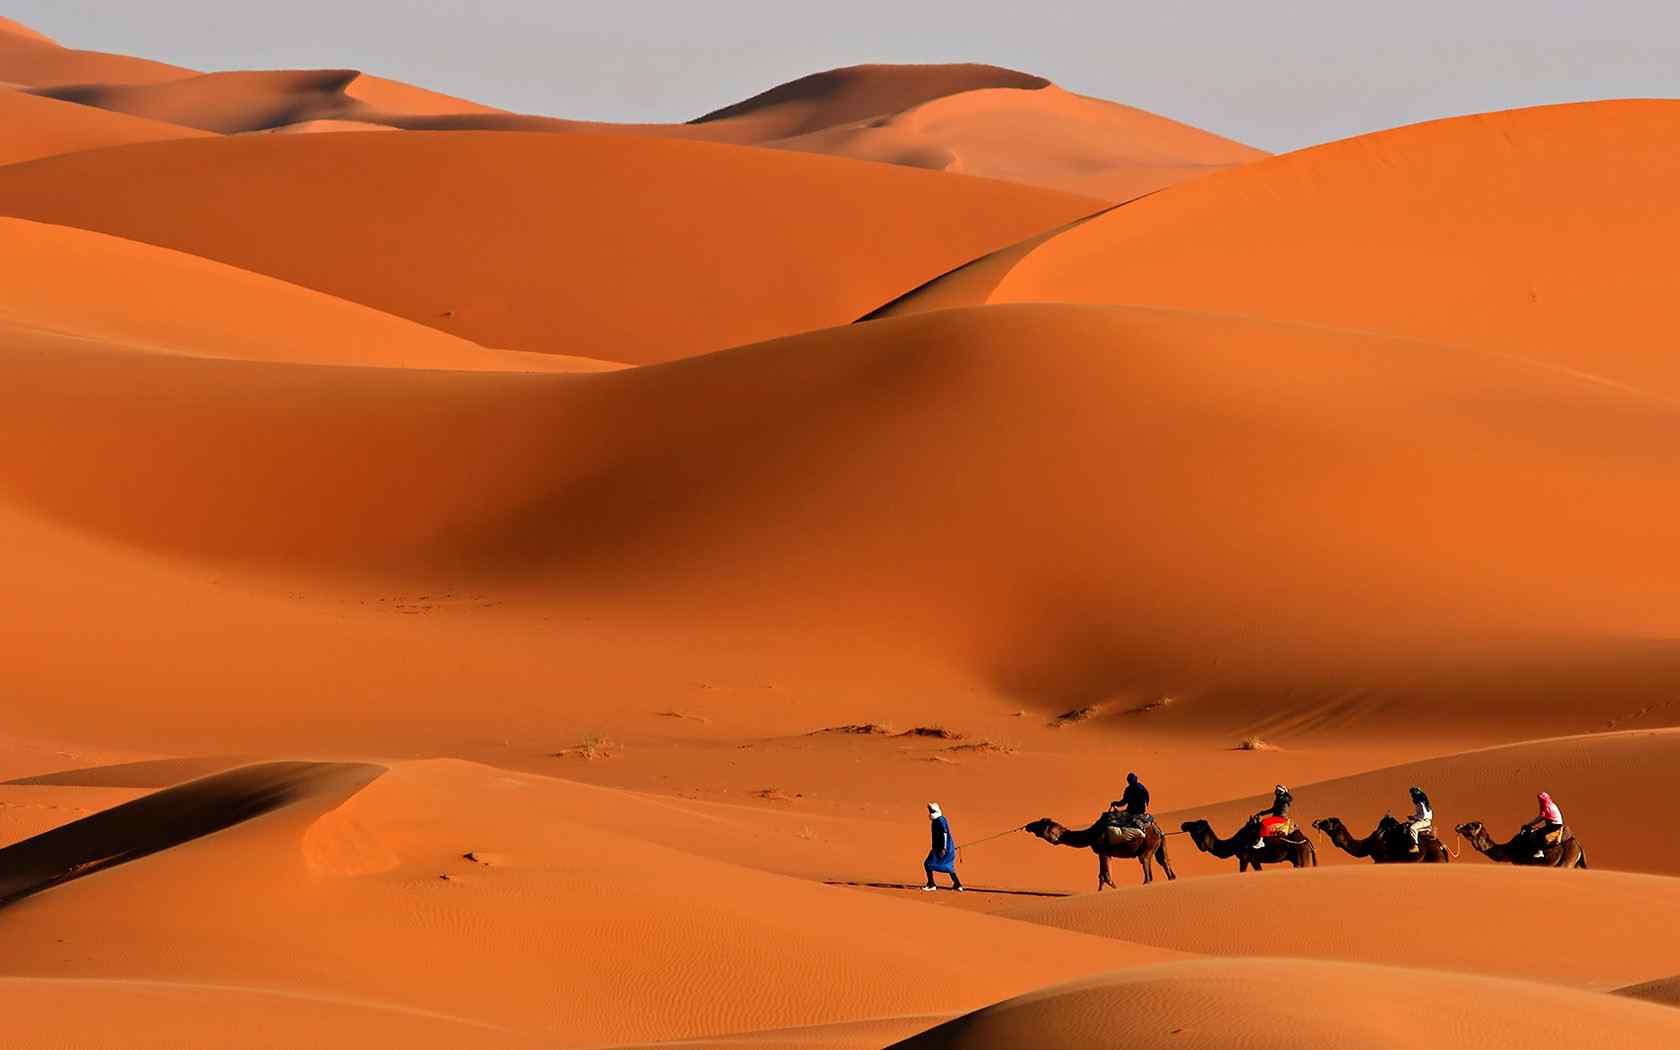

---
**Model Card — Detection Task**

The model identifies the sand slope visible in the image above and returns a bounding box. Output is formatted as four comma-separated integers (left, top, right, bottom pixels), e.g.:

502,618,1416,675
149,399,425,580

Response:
889,959,1680,1049
0,759,1173,1046
0,89,209,166
1157,730,1680,876
0,45,191,88
6,305,1680,754
0,16,57,47
761,83,1264,200
1006,864,1680,987
0,217,605,371
31,68,508,135
879,100,1680,396
0,133,1103,363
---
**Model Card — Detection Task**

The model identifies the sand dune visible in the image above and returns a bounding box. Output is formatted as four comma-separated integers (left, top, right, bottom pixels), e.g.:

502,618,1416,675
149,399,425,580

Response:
877,100,1680,395
0,217,606,371
0,758,1172,1046
0,761,380,906
690,64,1051,140
6,305,1680,746
889,959,1680,1049
0,978,562,1050
30,68,508,134
0,89,209,167
1156,729,1680,876
0,40,191,88
33,69,373,134
0,133,1102,363
1005,864,1680,987
0,16,57,47
761,83,1264,200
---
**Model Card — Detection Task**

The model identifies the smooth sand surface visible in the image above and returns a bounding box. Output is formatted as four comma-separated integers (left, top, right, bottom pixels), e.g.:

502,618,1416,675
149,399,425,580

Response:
1004,864,1680,987
0,217,605,371
3,15,1677,1048
0,89,209,166
29,68,508,134
0,133,1103,363
887,959,1680,1049
0,760,1176,1047
879,101,1680,395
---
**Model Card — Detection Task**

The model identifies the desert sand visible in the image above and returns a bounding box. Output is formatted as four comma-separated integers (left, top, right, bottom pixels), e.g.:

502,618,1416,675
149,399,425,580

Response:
2,13,1678,1050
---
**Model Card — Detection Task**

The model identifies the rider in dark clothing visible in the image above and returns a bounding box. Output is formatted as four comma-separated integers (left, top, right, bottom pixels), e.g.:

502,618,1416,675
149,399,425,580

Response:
1106,772,1151,830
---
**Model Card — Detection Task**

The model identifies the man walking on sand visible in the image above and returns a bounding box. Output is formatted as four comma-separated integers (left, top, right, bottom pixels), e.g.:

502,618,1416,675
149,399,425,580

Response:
923,802,964,892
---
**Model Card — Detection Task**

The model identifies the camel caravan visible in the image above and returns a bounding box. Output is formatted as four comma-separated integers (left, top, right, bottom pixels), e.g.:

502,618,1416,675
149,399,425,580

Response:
1006,779,1586,891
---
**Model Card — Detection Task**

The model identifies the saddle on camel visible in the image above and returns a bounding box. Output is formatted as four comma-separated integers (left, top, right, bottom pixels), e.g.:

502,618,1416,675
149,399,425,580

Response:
1023,772,1176,888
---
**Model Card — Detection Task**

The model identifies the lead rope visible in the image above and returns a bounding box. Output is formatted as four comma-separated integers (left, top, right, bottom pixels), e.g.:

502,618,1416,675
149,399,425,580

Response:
954,822,1029,864
1450,831,1465,860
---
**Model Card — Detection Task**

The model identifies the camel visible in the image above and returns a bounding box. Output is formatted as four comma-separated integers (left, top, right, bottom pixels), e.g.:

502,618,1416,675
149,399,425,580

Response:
1454,820,1587,868
1180,818,1316,872
1312,816,1451,864
1023,816,1176,889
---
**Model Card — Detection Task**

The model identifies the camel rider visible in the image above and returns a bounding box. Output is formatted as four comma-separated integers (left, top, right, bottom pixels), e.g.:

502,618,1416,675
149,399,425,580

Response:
922,802,964,891
1107,772,1151,829
1520,791,1564,857
1400,786,1433,852
1252,784,1294,848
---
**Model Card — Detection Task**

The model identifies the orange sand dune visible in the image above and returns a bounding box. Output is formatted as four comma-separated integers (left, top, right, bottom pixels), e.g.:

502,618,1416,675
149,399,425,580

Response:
545,64,1262,201
690,64,1051,141
0,89,209,166
760,83,1264,200
0,759,1173,1046
5,305,1680,750
0,979,560,1050
0,133,1102,363
878,100,1680,396
31,68,507,134
1617,976,1680,1008
0,42,191,88
0,16,57,47
889,959,1680,1049
1155,730,1680,876
32,69,374,134
0,218,602,371
1006,865,1680,987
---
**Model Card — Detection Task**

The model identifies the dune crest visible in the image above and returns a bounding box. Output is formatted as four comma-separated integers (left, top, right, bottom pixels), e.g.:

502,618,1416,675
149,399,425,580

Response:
0,132,1103,363
0,89,210,167
879,100,1680,395
0,16,58,47
889,959,1680,1049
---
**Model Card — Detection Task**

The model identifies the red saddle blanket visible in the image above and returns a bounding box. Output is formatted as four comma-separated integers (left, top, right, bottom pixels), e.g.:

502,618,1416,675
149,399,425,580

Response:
1259,816,1295,838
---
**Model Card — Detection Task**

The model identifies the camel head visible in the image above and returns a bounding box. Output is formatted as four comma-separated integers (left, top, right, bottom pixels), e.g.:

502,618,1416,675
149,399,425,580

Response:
1455,820,1486,842
1179,819,1211,846
1023,818,1063,844
1311,817,1342,834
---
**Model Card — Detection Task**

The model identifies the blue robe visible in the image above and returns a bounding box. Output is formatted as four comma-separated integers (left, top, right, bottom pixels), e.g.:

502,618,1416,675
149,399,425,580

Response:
925,815,957,874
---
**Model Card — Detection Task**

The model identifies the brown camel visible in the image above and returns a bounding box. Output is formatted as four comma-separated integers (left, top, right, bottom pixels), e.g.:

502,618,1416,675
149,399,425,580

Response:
1023,816,1176,889
1312,816,1451,864
1454,820,1587,868
1179,818,1316,872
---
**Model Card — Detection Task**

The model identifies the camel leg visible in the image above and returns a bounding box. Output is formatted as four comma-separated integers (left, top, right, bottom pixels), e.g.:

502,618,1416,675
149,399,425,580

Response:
1140,848,1153,885
1158,841,1177,881
1097,852,1113,891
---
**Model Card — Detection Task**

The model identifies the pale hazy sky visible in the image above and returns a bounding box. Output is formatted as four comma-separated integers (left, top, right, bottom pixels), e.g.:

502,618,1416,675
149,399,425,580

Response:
13,1,1680,151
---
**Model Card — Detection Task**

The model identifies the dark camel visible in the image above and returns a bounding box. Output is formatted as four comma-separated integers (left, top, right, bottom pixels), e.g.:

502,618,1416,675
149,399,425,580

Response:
1180,818,1316,872
1023,817,1177,889
1311,816,1451,864
1454,820,1587,868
